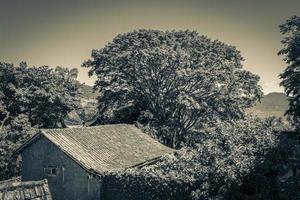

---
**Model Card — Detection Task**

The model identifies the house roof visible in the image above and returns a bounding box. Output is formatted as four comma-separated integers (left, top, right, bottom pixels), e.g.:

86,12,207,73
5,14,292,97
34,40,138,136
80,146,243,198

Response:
0,178,52,200
18,124,173,173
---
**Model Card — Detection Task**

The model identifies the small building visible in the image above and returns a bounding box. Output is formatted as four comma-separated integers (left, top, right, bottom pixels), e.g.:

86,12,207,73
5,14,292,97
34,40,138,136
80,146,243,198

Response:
0,177,52,200
16,124,173,200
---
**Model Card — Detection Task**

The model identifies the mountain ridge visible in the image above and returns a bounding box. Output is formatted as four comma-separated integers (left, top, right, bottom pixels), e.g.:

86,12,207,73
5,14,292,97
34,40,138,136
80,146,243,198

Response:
249,92,288,118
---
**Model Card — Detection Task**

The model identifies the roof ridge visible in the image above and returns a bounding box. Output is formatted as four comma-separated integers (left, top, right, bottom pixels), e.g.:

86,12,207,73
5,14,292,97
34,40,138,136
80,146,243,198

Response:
41,123,135,131
17,124,174,173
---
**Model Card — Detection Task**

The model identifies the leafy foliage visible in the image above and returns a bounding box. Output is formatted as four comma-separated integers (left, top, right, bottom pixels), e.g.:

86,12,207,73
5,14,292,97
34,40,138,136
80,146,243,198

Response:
101,172,191,200
279,16,300,128
104,116,286,200
0,115,36,180
0,62,79,128
83,30,262,148
228,131,300,200
54,66,79,82
0,62,79,180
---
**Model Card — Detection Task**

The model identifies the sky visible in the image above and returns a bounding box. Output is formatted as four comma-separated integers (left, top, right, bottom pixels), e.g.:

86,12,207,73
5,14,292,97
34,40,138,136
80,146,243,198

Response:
0,0,299,94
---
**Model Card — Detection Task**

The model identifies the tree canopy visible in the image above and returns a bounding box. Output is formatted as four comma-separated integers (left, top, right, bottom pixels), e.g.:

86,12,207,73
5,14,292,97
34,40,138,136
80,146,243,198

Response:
83,29,262,148
0,62,79,180
279,16,300,128
0,62,79,129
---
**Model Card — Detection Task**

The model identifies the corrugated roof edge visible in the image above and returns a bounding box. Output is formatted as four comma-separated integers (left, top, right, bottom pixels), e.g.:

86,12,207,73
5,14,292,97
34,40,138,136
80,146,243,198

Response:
14,124,175,175
0,179,48,191
13,124,139,155
41,133,104,175
0,177,21,185
13,131,106,175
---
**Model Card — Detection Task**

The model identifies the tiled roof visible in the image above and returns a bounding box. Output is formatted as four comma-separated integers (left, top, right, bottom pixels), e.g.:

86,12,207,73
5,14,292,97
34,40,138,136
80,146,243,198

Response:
39,124,173,173
0,179,52,200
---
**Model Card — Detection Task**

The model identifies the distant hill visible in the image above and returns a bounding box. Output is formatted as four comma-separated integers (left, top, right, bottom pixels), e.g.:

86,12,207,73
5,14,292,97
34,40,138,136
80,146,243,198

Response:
249,92,288,118
65,84,99,126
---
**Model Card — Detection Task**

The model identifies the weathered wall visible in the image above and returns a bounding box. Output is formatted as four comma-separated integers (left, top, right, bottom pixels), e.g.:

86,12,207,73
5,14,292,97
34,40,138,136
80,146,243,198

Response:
21,135,101,200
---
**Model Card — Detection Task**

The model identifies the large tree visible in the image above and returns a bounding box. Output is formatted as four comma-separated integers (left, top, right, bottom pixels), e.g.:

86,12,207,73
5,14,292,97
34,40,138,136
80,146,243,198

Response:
279,16,300,128
83,30,262,148
0,62,79,129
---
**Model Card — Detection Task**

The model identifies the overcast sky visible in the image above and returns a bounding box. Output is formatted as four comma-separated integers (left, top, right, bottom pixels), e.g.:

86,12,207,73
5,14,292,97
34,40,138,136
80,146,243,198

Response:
1,0,299,94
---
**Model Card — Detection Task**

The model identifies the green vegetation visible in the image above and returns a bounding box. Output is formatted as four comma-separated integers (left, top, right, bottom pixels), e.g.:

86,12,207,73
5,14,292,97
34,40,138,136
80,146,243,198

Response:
279,16,300,128
227,131,300,200
1,16,299,200
83,29,262,149
84,23,299,199
0,63,79,180
103,116,287,200
0,63,79,129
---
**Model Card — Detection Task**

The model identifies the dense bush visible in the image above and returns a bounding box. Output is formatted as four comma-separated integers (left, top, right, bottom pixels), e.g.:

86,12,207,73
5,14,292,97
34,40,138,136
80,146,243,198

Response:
227,131,300,200
104,116,287,200
101,172,192,200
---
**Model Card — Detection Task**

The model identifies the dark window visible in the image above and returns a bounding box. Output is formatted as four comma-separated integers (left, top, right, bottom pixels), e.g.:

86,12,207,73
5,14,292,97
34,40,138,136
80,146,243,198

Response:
44,166,58,177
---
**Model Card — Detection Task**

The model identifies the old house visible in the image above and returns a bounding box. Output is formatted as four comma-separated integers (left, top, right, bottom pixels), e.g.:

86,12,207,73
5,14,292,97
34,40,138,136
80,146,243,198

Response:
16,124,173,200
